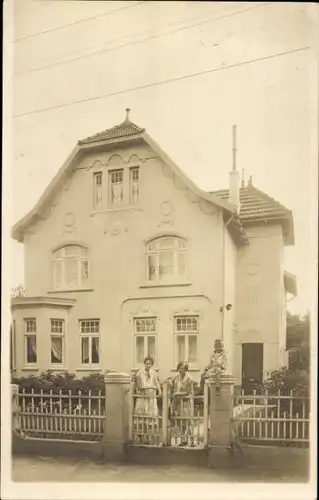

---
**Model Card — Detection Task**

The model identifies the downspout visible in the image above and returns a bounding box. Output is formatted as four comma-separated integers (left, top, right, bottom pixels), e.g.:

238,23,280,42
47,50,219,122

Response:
221,213,235,340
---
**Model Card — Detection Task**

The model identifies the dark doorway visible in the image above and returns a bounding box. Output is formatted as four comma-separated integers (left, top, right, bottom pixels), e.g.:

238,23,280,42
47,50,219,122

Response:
241,343,263,393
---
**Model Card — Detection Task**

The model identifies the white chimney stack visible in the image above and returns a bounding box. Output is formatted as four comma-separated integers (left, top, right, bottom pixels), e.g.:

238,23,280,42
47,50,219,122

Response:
229,125,240,212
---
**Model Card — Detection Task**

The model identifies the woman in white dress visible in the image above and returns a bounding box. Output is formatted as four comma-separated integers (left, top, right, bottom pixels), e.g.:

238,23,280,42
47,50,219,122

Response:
134,357,161,443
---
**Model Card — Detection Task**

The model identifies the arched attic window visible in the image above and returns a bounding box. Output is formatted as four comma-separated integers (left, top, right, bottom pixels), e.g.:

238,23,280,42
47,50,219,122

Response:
53,244,89,290
146,236,187,284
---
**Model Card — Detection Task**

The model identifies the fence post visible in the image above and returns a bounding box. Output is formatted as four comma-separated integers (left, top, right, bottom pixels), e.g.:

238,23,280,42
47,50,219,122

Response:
207,374,235,466
162,382,169,446
12,384,19,433
103,371,131,461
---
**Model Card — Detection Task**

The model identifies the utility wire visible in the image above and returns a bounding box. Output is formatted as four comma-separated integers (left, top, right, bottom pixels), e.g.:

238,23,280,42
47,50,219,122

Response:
14,46,309,119
14,2,147,42
15,2,270,76
19,2,237,70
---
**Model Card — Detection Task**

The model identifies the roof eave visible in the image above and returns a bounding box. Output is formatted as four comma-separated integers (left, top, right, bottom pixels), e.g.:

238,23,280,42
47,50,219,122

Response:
77,132,145,150
143,132,234,215
240,215,295,246
11,145,81,243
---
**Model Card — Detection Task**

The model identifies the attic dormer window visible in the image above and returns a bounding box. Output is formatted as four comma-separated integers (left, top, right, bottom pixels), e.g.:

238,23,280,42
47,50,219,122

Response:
93,172,103,209
53,245,89,290
109,169,124,206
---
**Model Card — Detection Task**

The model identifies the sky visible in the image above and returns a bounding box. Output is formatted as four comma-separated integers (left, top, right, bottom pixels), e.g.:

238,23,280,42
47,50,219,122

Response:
9,0,318,314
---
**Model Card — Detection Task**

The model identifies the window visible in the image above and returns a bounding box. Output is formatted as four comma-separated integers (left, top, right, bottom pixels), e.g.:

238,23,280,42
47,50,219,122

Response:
146,236,187,284
10,321,16,370
93,172,103,209
24,318,37,364
134,317,156,366
53,245,89,289
50,319,65,365
109,169,124,206
79,320,100,365
175,315,198,367
130,167,139,205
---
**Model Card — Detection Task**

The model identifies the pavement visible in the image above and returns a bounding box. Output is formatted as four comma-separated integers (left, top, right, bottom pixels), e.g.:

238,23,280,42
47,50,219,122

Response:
12,455,308,483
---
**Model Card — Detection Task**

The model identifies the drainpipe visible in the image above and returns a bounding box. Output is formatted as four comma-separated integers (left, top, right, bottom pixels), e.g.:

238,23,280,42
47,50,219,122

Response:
221,213,235,341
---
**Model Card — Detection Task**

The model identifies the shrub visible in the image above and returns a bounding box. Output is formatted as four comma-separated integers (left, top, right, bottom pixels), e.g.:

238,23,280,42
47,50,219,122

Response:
12,370,108,395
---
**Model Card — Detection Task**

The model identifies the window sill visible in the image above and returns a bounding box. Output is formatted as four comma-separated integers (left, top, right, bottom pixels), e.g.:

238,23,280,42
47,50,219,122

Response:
140,282,192,289
48,366,67,372
22,366,39,371
47,288,94,294
76,367,102,372
91,206,142,216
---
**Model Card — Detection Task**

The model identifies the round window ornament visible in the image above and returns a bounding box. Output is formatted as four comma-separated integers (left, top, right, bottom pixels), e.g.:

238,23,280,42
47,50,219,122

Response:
160,201,173,217
64,212,75,227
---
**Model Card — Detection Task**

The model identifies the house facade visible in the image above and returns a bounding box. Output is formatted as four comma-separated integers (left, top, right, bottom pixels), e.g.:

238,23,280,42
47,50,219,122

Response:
11,110,297,389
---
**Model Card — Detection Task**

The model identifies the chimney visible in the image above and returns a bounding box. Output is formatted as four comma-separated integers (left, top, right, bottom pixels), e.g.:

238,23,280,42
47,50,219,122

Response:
229,125,240,212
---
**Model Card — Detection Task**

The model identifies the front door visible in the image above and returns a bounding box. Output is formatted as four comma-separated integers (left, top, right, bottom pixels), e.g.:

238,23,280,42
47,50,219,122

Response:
241,343,263,393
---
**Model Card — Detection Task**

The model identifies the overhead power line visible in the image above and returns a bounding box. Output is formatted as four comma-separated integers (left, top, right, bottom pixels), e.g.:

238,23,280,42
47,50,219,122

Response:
13,46,309,119
14,2,147,43
17,2,237,70
15,2,270,76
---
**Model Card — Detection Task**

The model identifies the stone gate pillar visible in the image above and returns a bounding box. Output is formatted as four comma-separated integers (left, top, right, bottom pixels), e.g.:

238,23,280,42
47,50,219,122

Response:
207,374,235,466
103,372,131,461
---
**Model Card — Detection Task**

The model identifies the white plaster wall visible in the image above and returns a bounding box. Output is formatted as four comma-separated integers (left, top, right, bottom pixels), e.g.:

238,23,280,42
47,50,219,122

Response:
17,142,228,380
234,224,284,384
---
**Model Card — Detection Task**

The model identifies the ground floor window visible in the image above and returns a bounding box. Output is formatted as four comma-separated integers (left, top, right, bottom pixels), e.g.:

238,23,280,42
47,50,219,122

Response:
80,320,100,365
134,317,157,366
50,319,65,364
174,315,199,367
10,321,16,370
24,318,37,364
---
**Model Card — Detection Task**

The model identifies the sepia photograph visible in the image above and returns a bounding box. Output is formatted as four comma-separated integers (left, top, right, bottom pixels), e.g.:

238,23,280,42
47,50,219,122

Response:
1,1,318,499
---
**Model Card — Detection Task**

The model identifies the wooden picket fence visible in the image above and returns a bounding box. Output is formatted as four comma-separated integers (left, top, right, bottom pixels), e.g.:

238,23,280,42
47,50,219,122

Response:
232,390,310,447
17,388,106,441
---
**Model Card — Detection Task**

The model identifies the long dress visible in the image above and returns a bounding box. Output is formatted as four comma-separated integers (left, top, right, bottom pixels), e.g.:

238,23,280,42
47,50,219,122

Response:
133,368,161,443
134,367,160,417
170,372,194,444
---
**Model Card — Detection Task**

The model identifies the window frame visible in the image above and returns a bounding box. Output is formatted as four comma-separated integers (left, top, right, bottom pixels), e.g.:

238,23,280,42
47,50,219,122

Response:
11,320,16,371
50,318,65,366
133,317,157,368
129,166,140,205
52,244,89,290
145,236,188,285
23,318,37,366
93,171,103,210
174,315,199,369
79,319,101,367
108,168,124,207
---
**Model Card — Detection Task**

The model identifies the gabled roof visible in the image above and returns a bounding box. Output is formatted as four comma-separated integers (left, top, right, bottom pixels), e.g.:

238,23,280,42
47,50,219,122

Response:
211,185,294,245
12,109,246,244
78,109,145,145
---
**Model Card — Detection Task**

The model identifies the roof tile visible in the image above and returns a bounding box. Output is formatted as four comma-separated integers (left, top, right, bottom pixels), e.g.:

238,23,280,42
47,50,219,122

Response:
211,186,292,222
78,117,145,145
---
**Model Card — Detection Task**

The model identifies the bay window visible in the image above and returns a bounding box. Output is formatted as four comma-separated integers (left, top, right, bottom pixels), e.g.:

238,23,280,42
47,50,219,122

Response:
24,318,37,364
50,319,65,365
